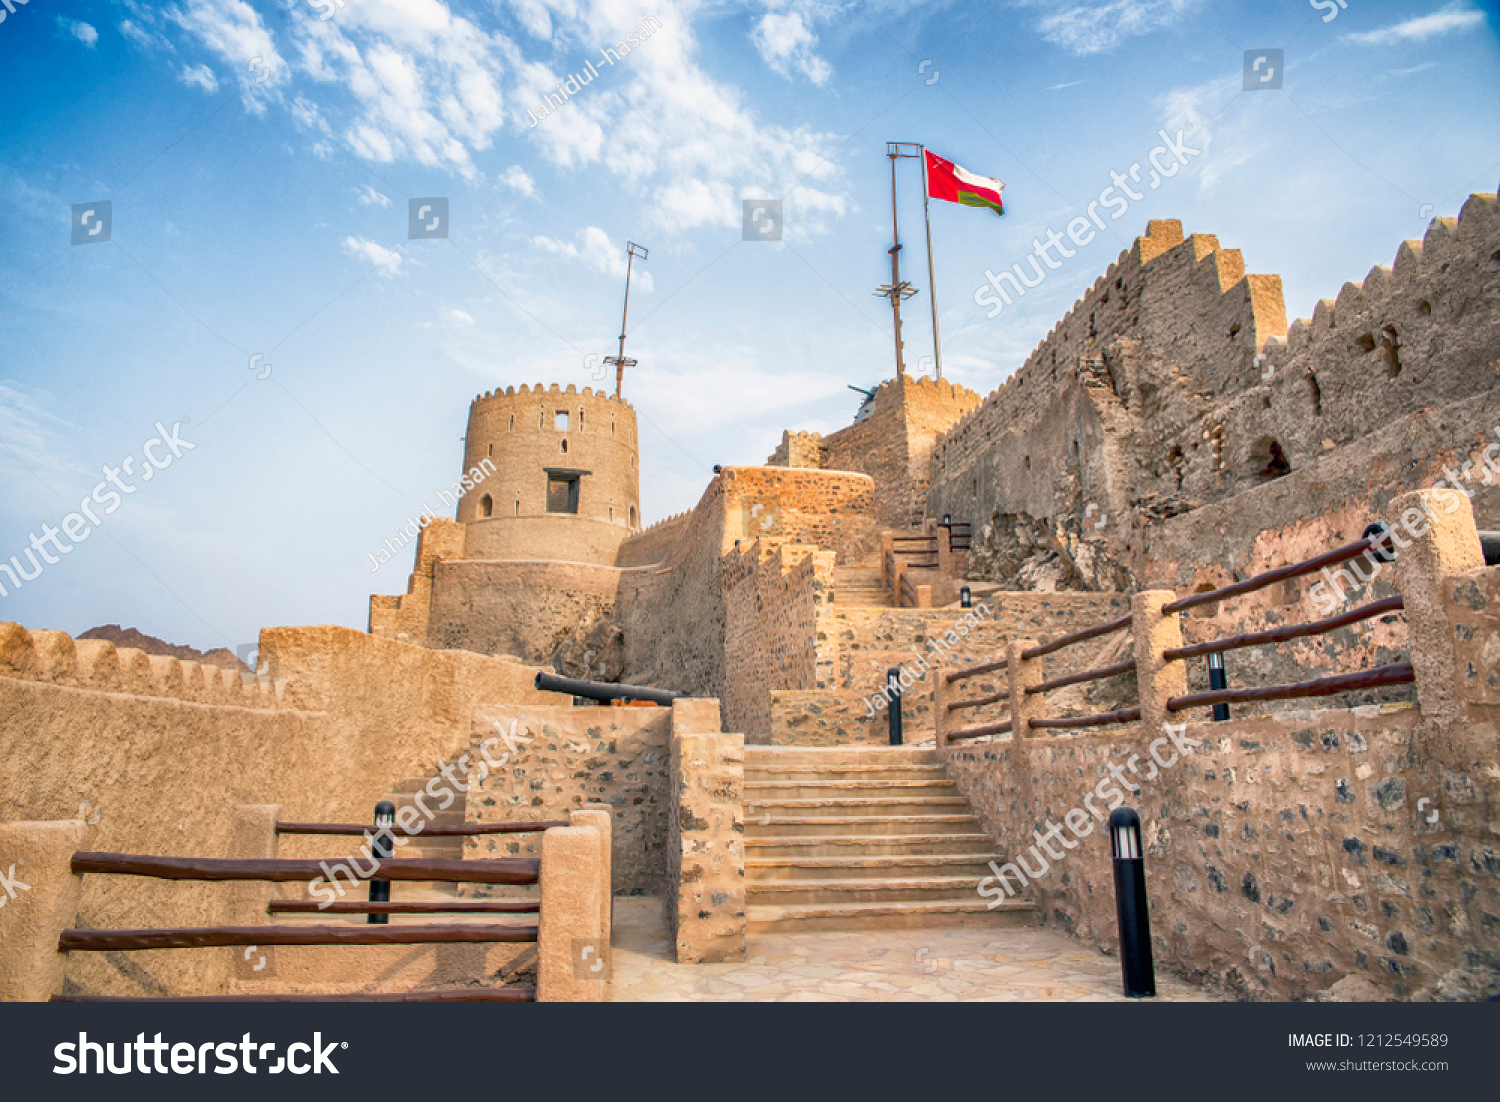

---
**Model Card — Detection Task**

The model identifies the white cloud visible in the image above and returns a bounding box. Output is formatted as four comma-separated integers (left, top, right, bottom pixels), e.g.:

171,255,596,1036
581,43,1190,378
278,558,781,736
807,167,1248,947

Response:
1018,0,1200,56
152,0,852,240
56,17,100,48
166,0,287,113
118,18,175,53
1050,79,1087,90
446,308,475,324
178,63,220,93
500,164,536,197
532,227,656,291
1345,2,1486,46
354,183,392,207
751,7,833,85
341,235,405,275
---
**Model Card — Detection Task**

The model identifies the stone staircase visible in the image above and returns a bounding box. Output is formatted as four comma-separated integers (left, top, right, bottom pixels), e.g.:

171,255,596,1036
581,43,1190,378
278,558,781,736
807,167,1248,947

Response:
832,562,892,608
744,745,1035,932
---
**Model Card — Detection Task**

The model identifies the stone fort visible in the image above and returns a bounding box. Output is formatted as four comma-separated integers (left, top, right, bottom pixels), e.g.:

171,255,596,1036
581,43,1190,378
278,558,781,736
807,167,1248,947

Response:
3,197,1498,1003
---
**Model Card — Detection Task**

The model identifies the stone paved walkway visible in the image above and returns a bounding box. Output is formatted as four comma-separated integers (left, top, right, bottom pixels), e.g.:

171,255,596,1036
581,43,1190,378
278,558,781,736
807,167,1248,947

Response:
608,898,1218,1002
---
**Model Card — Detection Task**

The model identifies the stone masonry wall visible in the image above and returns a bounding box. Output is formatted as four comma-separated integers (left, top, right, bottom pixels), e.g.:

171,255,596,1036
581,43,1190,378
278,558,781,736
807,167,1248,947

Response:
722,540,834,746
464,703,671,895
930,201,1500,600
666,700,746,964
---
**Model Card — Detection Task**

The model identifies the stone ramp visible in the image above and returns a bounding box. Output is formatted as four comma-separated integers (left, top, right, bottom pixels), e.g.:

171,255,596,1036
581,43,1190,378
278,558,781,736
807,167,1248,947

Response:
744,745,1034,932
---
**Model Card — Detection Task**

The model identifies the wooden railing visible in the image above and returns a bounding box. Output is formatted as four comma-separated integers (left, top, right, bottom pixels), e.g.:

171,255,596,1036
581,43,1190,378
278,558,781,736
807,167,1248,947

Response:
50,816,574,1003
1019,614,1138,731
1159,532,1411,711
937,520,972,551
942,656,1012,742
899,572,918,609
934,525,1422,744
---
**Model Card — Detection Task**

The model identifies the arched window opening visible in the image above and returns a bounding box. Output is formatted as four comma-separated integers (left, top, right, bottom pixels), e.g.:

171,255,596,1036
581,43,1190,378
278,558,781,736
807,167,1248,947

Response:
480,494,493,518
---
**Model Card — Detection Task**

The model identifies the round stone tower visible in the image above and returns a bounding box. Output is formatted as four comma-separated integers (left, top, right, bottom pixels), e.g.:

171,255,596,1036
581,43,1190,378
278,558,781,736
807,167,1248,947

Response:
457,383,641,566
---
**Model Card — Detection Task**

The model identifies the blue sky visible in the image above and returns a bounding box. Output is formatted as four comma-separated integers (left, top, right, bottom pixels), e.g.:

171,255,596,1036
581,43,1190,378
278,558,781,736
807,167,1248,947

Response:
1,0,1497,654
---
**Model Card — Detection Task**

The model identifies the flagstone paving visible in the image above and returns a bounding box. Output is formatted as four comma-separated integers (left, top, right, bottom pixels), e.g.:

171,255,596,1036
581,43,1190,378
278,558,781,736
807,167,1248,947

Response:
608,897,1219,1002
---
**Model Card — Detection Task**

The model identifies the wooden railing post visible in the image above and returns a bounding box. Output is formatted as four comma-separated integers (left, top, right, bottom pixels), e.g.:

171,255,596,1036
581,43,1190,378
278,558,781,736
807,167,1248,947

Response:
1132,591,1188,734
231,804,281,982
933,662,951,748
569,805,613,946
880,531,895,589
931,518,954,576
0,820,87,1002
1387,488,1485,730
536,824,604,1002
1009,639,1046,737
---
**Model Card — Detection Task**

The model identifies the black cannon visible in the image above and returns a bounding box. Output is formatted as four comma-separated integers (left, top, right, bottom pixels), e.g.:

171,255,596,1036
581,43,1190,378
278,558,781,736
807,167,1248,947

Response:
534,671,682,706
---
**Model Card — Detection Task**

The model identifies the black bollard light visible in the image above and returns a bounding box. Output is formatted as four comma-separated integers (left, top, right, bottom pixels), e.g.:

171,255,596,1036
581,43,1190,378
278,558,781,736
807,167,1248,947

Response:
887,667,904,746
960,585,972,609
368,800,396,925
1109,807,1155,997
942,513,951,526
1207,651,1229,722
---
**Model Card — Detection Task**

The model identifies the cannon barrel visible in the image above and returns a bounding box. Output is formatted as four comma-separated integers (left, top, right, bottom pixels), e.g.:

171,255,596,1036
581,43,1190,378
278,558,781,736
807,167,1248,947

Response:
534,671,682,706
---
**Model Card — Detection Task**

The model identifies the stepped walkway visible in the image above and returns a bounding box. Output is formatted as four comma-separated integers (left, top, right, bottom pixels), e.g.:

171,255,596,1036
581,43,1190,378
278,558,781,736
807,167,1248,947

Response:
744,745,1033,932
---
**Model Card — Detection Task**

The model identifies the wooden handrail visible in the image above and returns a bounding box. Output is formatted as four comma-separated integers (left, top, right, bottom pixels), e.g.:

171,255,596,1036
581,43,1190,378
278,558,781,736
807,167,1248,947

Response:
1025,659,1137,695
1021,614,1133,660
1162,596,1405,662
1027,708,1141,729
276,820,566,836
70,853,540,884
946,657,1009,683
53,988,537,1003
948,718,1013,741
59,924,539,952
892,535,938,544
269,900,538,915
948,688,1008,712
1165,662,1414,711
1162,536,1382,615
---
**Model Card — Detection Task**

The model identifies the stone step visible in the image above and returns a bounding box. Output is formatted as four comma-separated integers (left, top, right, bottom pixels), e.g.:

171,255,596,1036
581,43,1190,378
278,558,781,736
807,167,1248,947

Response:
746,897,1036,934
748,875,995,905
744,779,958,799
744,814,983,838
745,833,998,858
746,764,947,783
744,796,972,819
746,853,1000,881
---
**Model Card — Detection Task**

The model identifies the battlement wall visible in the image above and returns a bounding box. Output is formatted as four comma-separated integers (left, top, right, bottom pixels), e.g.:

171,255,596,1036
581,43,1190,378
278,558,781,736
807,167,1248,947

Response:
931,200,1500,588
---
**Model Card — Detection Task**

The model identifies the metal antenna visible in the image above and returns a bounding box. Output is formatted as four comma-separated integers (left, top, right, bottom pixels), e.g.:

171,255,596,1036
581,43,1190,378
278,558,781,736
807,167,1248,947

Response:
605,241,648,398
875,146,917,378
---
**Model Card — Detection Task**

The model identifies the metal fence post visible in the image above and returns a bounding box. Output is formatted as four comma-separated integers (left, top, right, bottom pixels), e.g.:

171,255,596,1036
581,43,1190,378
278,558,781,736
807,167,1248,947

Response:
1109,807,1155,998
887,667,903,746
1207,651,1229,721
368,800,395,924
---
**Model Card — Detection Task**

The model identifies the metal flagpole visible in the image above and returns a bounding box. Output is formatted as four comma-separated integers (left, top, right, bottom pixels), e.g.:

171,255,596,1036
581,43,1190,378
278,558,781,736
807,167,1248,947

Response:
918,145,942,381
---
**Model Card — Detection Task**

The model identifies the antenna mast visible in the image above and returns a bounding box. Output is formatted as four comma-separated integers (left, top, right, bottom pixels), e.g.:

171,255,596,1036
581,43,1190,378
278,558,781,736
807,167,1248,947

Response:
875,145,917,378
605,241,648,398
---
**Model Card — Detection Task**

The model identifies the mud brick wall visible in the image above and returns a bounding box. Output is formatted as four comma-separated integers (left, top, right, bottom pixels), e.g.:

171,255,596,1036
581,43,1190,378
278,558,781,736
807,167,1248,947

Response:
667,707,746,964
465,704,671,896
